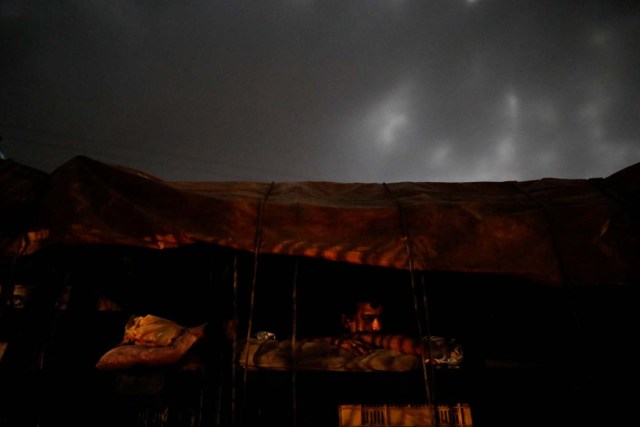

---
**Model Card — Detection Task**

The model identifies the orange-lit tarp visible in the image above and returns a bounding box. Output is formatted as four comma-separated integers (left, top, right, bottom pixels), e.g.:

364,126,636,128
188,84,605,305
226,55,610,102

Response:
1,156,639,286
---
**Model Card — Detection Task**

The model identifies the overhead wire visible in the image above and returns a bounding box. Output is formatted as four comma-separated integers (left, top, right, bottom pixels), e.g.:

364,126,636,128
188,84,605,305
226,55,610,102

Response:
0,123,304,182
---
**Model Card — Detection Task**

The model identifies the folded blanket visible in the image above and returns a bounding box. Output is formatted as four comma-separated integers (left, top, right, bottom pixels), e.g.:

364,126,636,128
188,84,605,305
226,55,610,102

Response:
239,339,421,372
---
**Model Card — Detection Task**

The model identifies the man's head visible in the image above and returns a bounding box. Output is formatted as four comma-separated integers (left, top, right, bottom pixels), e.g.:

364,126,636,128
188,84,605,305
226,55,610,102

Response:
341,300,384,333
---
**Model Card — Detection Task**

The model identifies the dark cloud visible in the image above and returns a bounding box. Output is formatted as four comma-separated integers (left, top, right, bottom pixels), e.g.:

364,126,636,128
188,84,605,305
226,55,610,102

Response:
1,0,639,182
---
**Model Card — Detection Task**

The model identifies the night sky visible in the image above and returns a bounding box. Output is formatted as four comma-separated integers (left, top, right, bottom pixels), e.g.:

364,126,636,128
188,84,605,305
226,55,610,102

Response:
1,0,639,183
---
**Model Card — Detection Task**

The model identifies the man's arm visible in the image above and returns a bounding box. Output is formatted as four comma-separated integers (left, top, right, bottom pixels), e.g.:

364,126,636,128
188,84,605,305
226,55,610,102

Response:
355,333,464,365
304,333,423,356
353,333,424,355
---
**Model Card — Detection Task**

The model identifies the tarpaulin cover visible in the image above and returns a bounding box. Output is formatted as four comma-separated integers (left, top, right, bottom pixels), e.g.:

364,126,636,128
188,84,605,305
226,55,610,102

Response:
1,156,639,286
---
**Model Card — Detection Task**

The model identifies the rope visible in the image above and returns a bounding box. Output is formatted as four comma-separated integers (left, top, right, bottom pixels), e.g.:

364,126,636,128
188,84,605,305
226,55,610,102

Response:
513,181,594,392
588,177,640,210
230,253,239,427
290,259,299,427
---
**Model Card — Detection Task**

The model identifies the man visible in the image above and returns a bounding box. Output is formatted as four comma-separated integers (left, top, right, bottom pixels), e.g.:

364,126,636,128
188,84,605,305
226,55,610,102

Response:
327,299,463,366
341,300,384,333
325,298,420,356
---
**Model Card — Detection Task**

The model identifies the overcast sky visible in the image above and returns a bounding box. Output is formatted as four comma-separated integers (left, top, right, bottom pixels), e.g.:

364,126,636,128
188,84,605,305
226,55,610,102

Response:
1,0,639,183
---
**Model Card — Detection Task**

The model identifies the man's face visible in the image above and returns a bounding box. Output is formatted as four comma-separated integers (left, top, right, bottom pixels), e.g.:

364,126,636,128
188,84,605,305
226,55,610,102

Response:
344,301,383,333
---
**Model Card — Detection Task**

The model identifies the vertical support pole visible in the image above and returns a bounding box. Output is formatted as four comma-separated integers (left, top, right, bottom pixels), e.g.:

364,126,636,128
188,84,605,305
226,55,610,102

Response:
239,182,274,427
383,183,438,426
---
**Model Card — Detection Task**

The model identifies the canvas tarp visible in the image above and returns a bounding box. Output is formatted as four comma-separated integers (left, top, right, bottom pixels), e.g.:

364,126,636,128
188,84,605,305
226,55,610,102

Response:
1,155,639,286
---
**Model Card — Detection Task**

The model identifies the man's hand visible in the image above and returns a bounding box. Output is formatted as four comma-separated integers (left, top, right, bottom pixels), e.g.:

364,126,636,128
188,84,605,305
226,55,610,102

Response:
333,335,376,355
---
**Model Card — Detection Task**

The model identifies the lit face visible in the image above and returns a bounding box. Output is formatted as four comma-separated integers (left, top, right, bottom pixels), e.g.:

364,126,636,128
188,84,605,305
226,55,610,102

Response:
343,301,384,333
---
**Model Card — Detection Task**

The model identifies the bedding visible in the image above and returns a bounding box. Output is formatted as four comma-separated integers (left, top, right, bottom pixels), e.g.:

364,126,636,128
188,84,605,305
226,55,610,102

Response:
238,336,462,372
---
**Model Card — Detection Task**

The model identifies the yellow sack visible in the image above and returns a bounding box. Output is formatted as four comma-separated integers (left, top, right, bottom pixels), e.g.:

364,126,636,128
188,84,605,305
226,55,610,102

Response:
124,314,185,347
